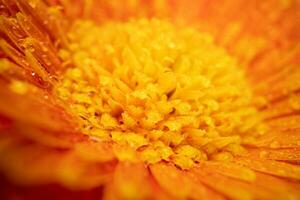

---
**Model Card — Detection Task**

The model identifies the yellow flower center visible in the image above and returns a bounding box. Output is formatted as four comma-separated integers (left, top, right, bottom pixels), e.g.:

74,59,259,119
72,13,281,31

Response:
54,19,265,169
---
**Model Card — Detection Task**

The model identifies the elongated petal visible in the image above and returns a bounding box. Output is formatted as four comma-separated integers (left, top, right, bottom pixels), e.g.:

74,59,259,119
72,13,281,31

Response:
104,162,154,200
191,165,296,200
234,157,300,180
150,162,225,200
247,129,300,149
0,137,116,190
0,84,79,133
245,148,300,164
199,161,256,182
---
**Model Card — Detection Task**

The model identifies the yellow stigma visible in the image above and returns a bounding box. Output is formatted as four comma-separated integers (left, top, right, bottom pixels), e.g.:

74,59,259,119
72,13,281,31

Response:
54,19,265,169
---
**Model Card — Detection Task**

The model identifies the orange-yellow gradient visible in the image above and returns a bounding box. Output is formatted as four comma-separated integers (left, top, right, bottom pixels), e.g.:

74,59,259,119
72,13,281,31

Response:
0,0,299,199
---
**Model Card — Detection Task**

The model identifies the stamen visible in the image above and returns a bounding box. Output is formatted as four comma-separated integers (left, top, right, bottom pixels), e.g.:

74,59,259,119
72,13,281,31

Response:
54,19,266,169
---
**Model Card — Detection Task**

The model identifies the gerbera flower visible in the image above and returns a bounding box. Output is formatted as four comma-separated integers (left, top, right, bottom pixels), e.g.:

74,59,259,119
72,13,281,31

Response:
0,0,299,199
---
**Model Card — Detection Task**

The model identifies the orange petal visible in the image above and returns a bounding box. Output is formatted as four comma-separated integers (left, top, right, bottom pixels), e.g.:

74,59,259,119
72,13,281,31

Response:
267,116,300,131
234,157,300,180
0,85,79,133
200,161,256,182
254,64,300,102
0,15,26,51
0,59,47,88
104,162,153,200
74,140,116,163
261,92,300,120
191,165,288,200
0,39,30,70
0,139,115,190
248,129,300,149
14,0,68,45
254,172,300,199
150,162,225,200
0,141,71,186
245,147,300,164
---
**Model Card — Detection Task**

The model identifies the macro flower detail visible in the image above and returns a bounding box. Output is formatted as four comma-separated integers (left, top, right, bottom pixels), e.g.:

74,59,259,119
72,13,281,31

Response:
0,0,300,200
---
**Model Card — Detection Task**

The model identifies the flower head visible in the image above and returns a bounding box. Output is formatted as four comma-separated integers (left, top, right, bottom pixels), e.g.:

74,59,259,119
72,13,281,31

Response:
0,0,300,199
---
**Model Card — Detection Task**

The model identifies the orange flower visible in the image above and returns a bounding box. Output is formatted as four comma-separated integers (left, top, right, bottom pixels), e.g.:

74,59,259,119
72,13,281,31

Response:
0,0,300,199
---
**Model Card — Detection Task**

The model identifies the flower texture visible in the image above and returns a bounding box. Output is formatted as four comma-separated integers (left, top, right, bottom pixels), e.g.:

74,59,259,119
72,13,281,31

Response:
0,0,300,199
